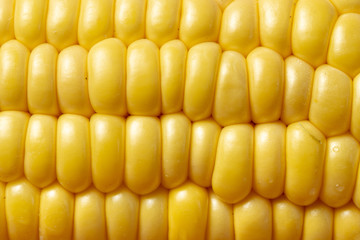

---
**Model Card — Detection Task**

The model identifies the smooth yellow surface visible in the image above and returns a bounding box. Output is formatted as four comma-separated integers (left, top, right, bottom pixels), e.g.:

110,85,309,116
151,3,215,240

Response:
0,111,29,182
253,122,286,199
73,187,106,240
302,200,333,240
212,124,253,203
309,64,352,137
0,0,15,45
219,0,259,56
114,0,146,46
334,202,360,240
125,116,161,195
213,51,251,126
0,40,29,111
138,187,168,240
5,178,40,240
0,182,8,240
234,192,272,240
127,39,161,116
56,114,91,193
90,114,125,193
169,181,208,240
179,0,221,48
207,190,234,240
247,47,284,123
330,0,360,13
328,13,360,78
258,0,295,57
351,74,360,142
46,0,80,51
281,56,314,125
161,113,191,189
160,40,187,114
88,38,127,116
215,0,233,10
106,186,139,240
14,0,47,50
292,0,337,67
57,45,94,117
183,42,221,121
146,0,181,46
189,118,221,187
272,195,304,240
320,134,360,208
27,43,59,115
285,121,326,206
39,183,74,240
78,0,114,50
24,114,57,188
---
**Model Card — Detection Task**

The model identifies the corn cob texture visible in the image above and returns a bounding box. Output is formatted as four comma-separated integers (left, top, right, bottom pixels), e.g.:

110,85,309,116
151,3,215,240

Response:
0,0,360,239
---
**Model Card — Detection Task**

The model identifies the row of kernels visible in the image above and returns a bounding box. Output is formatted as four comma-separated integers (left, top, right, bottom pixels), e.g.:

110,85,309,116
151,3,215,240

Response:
1,38,359,138
1,179,360,240
2,111,360,208
1,0,359,78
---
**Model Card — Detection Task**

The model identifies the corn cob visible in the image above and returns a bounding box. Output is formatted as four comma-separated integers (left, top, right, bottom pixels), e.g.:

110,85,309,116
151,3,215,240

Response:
0,0,359,239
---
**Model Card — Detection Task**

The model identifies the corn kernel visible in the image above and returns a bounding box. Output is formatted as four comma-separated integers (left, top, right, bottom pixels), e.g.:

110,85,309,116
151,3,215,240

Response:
161,112,191,189
285,121,326,206
281,56,314,125
351,73,360,142
328,13,360,78
127,39,161,116
183,42,221,121
258,0,296,57
179,0,221,48
14,0,47,50
0,40,29,111
292,0,337,67
189,118,221,187
73,187,106,240
5,178,40,240
0,0,15,45
78,0,114,50
233,192,272,240
114,0,146,46
90,114,125,193
213,51,251,126
56,114,91,193
106,186,139,240
24,114,57,188
46,0,80,51
334,202,360,240
302,200,333,240
57,45,94,117
247,47,285,123
253,121,286,199
88,38,127,116
272,195,304,240
320,134,360,207
27,43,60,115
39,182,74,240
0,111,29,182
146,0,181,46
160,40,187,114
138,187,168,240
206,190,234,240
309,64,352,137
125,116,161,195
219,0,259,56
169,181,208,240
212,124,253,203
